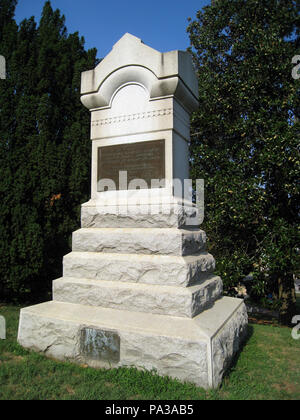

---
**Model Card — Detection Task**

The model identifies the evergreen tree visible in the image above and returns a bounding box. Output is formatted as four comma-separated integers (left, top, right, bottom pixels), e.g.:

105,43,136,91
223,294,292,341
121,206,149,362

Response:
0,1,98,302
187,0,299,324
0,0,18,300
0,0,17,40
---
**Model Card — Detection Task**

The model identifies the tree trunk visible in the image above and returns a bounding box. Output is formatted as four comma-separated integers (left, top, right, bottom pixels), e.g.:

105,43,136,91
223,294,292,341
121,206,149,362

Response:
278,275,297,325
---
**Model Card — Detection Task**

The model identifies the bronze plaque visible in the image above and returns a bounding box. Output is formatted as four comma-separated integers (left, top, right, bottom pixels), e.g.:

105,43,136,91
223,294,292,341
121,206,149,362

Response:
97,140,165,191
80,328,120,363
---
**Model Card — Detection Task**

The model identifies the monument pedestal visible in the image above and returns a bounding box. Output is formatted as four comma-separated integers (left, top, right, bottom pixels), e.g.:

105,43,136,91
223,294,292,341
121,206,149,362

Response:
18,202,247,389
17,33,248,389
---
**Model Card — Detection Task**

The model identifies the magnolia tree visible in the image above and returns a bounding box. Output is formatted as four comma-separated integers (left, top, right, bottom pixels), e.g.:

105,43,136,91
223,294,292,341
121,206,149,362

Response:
187,0,299,324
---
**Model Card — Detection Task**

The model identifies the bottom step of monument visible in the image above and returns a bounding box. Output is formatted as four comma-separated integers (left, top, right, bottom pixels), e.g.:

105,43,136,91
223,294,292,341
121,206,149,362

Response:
17,297,248,389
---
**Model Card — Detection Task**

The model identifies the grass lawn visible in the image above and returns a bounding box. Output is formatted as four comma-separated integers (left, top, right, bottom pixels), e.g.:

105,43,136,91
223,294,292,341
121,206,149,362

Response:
0,302,299,400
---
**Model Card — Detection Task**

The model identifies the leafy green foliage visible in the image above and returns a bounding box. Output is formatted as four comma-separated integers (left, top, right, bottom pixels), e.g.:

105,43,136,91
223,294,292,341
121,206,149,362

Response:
187,0,300,323
0,1,98,302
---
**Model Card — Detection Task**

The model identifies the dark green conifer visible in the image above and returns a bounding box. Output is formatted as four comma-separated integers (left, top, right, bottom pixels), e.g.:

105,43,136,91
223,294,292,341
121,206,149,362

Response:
0,0,98,301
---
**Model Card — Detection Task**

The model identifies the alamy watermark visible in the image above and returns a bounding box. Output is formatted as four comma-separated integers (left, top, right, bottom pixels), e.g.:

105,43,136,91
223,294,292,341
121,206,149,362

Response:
96,173,205,226
0,315,6,340
292,55,300,80
291,315,300,340
0,55,6,80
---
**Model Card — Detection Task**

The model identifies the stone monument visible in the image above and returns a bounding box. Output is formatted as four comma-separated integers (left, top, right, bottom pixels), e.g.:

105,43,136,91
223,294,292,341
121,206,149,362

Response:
18,34,248,389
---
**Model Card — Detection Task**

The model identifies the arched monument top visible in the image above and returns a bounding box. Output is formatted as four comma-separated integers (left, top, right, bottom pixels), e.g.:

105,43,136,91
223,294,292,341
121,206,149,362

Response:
80,33,199,112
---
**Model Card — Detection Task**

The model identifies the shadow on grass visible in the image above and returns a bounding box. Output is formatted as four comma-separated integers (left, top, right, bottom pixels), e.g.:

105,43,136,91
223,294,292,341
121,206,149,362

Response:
222,324,254,383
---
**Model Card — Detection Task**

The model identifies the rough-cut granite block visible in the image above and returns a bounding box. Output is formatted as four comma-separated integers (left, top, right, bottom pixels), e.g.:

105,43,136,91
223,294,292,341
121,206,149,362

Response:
72,227,206,256
53,275,223,318
81,203,198,229
63,251,216,287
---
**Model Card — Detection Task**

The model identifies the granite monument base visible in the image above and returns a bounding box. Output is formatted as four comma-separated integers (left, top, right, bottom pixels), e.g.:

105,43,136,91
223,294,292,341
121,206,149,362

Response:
18,201,248,389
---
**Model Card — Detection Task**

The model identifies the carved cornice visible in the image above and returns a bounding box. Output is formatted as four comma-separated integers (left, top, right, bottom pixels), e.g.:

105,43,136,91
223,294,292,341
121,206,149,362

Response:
91,108,173,127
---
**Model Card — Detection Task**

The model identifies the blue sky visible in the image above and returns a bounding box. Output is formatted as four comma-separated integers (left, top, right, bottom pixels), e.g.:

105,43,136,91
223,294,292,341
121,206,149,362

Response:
14,0,211,58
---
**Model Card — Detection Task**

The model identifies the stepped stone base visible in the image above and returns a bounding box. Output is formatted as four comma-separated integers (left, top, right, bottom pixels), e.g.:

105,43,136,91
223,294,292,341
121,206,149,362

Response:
17,297,248,389
53,275,223,318
17,201,248,389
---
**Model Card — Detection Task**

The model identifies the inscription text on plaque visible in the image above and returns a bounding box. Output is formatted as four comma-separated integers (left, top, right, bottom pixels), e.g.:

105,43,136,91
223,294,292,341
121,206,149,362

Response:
97,140,165,191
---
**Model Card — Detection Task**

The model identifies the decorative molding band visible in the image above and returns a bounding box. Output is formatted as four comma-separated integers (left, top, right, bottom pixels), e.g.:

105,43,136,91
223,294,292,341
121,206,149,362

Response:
92,108,173,127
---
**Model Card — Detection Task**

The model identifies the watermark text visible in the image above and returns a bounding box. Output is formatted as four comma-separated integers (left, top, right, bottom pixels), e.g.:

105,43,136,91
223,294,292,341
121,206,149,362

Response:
0,55,6,80
291,315,300,340
0,315,6,340
292,55,300,80
96,173,204,226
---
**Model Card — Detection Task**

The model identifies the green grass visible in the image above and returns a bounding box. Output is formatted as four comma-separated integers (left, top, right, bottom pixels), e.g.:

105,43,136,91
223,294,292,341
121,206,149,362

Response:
0,303,299,400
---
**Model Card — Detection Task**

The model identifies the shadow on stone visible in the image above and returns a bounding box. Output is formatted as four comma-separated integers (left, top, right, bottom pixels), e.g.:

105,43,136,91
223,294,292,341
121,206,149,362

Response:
222,324,254,384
